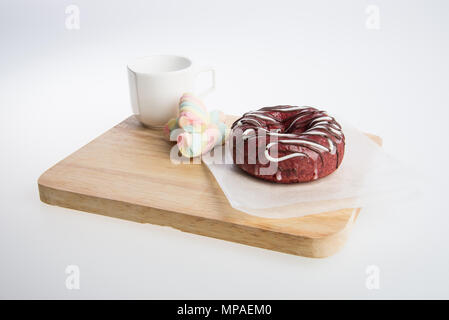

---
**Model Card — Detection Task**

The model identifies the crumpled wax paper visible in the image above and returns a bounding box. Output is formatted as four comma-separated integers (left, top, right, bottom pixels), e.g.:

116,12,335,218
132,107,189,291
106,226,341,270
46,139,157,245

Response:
203,122,417,218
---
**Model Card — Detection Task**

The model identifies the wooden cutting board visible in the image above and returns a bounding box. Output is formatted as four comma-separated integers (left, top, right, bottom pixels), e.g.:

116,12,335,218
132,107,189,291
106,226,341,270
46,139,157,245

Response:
38,115,382,258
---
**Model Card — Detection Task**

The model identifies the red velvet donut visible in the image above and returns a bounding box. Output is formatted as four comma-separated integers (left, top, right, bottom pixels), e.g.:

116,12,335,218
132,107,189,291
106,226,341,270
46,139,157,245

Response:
230,106,345,183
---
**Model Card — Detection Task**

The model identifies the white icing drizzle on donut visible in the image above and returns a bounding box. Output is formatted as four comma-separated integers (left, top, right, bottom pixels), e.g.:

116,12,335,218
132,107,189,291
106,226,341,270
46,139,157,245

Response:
267,132,297,138
327,138,336,154
284,112,316,132
313,167,319,180
241,112,277,122
242,130,300,142
302,130,329,137
232,106,344,171
264,142,308,162
313,125,343,138
242,128,256,136
269,106,313,112
279,139,329,152
309,116,333,125
237,118,261,127
276,171,282,181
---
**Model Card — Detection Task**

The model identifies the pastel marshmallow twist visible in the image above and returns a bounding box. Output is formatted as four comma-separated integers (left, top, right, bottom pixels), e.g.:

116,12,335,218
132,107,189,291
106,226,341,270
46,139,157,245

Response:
164,93,229,158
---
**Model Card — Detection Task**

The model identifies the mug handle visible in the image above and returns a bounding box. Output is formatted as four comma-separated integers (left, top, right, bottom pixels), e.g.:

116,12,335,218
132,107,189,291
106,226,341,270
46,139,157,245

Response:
196,66,216,98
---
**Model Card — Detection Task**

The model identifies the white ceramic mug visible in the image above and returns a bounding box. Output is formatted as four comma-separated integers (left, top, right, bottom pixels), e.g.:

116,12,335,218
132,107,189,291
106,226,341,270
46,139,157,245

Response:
127,55,215,127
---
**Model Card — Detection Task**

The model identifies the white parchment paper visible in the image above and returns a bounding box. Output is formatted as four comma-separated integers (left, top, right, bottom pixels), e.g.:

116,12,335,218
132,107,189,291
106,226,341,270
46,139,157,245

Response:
204,122,416,218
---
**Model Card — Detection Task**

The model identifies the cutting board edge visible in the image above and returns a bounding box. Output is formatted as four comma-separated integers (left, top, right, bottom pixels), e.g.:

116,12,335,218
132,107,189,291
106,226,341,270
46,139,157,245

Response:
38,182,357,258
38,173,358,239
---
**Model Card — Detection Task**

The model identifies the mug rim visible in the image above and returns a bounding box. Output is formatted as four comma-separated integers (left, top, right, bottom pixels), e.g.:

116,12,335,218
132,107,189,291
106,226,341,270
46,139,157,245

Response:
127,54,193,75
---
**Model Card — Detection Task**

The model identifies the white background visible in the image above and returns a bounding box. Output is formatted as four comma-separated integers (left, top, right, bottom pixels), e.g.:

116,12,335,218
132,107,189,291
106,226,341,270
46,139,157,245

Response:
1,0,448,299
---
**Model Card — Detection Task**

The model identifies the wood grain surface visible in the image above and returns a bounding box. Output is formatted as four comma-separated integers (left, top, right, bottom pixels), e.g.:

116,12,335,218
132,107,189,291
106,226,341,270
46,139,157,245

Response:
38,115,382,258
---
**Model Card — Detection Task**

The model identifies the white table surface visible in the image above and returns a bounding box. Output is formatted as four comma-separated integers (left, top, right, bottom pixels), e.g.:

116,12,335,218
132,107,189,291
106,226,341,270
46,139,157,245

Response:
1,0,448,299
